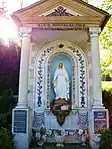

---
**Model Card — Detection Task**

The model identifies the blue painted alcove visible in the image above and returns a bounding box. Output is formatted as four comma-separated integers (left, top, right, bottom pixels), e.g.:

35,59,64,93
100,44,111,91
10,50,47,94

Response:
50,55,72,103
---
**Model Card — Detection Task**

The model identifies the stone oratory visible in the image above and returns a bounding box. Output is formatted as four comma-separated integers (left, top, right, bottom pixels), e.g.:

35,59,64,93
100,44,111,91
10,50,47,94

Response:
12,0,110,149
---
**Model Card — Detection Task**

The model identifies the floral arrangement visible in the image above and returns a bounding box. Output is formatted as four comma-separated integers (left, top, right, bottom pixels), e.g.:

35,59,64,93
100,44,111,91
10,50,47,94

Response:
55,129,65,136
34,128,88,146
74,129,86,136
78,129,86,135
74,129,89,145
36,127,46,146
46,129,55,137
45,129,65,137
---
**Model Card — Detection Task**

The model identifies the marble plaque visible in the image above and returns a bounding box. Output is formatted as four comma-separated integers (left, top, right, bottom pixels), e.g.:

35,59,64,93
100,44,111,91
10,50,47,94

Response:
14,110,27,133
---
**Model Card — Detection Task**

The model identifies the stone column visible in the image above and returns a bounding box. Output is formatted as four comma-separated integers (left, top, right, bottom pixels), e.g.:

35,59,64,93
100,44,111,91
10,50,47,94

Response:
12,27,32,149
89,27,103,108
17,27,32,108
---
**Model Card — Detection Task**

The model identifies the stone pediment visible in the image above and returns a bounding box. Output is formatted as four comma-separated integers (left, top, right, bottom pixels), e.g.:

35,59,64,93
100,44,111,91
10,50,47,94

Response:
12,0,110,30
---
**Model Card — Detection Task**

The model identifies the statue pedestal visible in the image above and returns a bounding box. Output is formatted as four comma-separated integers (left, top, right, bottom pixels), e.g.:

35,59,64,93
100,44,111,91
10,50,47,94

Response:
51,98,71,126
12,107,32,149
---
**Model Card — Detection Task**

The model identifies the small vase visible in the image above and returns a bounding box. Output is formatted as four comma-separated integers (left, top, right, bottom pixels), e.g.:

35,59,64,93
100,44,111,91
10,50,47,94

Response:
55,135,64,147
82,135,86,146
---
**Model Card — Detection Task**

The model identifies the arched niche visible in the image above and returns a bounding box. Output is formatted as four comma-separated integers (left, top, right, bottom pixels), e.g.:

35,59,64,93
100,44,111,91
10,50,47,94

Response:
35,40,88,110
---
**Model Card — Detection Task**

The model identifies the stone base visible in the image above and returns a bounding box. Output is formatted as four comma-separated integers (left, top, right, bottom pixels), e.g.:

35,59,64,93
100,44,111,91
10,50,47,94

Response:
89,108,109,149
46,136,82,144
12,107,32,149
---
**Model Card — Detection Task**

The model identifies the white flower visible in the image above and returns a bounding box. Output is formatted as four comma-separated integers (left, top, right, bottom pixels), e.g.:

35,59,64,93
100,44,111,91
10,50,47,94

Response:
78,129,83,135
48,130,52,135
95,134,101,143
42,135,46,141
36,132,40,139
61,129,65,136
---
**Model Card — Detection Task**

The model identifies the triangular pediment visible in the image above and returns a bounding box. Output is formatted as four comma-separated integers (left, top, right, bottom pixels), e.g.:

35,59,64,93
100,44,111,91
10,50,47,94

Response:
13,0,107,17
12,0,110,29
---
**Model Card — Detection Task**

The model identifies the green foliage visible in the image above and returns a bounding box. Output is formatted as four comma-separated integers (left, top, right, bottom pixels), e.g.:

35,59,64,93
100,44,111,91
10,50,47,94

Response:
0,89,17,130
55,130,62,136
82,0,88,2
102,81,112,93
0,127,14,149
99,0,112,80
38,127,46,136
99,0,112,11
100,16,112,80
99,128,112,149
0,89,16,148
0,113,11,129
0,89,15,113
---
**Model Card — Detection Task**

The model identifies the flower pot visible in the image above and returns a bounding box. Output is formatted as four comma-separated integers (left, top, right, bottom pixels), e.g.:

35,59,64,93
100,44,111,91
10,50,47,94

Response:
82,135,86,146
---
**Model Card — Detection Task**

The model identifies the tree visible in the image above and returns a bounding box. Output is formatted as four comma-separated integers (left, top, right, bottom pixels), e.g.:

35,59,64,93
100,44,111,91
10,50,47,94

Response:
0,43,20,95
99,128,112,149
99,0,112,81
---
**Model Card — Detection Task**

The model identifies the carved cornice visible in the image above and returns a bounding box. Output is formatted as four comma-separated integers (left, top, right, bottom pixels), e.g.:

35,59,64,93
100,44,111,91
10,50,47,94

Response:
31,23,86,30
19,16,103,32
20,16,103,25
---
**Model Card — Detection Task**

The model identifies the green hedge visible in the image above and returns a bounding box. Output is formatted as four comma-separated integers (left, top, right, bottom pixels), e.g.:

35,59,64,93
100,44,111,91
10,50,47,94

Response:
0,89,16,149
99,128,112,149
0,127,14,149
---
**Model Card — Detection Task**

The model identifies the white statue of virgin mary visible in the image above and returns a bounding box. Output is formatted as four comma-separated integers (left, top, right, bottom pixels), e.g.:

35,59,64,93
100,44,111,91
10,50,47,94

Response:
52,63,70,100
